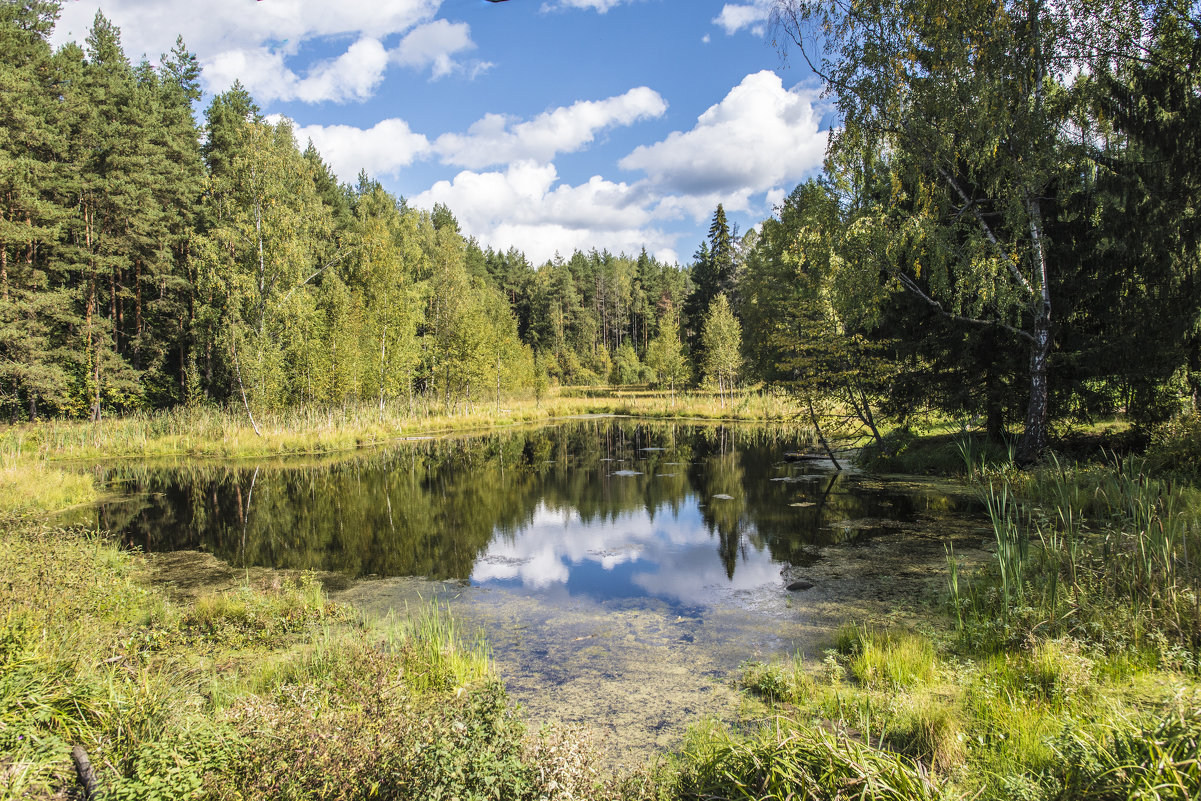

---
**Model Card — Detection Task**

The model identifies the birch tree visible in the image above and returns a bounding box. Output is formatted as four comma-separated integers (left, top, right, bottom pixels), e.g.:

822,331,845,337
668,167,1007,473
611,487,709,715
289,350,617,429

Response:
772,0,1080,460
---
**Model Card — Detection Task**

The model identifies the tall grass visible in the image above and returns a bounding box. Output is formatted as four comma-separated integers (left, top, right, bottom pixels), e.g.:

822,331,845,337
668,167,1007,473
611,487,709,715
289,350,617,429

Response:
0,389,809,465
985,483,1029,616
675,718,941,801
0,457,95,517
384,602,492,694
837,624,936,690
954,449,1201,659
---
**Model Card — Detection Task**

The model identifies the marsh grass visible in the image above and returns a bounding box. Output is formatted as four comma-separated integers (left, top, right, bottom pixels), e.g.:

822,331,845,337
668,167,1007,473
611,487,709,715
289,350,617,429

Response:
384,602,492,694
0,389,809,467
837,624,936,690
0,520,635,800
740,653,812,704
674,717,941,801
0,457,95,517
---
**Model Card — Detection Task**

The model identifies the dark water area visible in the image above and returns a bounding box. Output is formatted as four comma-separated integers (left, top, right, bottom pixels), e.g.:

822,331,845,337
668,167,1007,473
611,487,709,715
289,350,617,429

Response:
98,418,967,608
96,418,984,762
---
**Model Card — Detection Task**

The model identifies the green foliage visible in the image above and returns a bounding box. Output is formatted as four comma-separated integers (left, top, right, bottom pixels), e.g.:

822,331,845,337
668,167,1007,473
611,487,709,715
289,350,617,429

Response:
674,718,941,801
700,294,741,407
1148,412,1201,477
836,624,936,690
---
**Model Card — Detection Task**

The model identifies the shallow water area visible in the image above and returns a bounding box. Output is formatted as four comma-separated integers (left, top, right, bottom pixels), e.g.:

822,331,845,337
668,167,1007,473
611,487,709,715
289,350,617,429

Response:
97,419,983,762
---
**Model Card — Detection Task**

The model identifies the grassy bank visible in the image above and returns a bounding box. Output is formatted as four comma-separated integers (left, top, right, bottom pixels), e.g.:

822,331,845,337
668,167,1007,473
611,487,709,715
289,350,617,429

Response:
682,448,1201,801
0,388,806,466
1,518,657,800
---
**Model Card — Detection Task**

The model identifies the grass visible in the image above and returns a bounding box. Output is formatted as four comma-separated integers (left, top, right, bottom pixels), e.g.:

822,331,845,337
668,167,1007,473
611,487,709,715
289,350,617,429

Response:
836,624,937,690
0,387,808,467
673,717,941,801
0,457,96,517
0,520,647,800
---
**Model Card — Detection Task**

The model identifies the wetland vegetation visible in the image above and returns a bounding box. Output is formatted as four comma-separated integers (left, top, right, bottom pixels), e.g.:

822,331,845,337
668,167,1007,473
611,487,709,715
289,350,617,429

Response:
4,0,1201,798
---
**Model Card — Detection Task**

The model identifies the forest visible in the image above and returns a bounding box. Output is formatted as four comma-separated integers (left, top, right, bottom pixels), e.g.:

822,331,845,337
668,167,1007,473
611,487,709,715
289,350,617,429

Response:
3,0,1198,461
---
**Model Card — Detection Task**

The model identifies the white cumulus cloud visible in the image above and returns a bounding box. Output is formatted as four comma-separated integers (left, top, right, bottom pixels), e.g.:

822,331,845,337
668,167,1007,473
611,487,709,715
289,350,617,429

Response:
619,70,828,219
206,37,391,104
433,87,667,169
392,20,485,79
713,0,774,36
50,0,480,103
287,119,432,182
413,162,674,263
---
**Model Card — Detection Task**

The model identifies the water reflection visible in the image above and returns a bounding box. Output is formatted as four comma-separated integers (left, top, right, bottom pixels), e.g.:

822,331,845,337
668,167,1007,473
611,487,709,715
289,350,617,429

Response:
97,419,965,607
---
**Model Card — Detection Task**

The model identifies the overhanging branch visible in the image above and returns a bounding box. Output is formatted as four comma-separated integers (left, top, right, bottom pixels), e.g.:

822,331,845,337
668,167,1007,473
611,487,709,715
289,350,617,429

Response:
896,272,1036,343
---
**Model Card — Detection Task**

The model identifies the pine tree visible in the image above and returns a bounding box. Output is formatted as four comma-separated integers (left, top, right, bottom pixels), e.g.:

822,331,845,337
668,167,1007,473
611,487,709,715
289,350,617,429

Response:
0,1,75,418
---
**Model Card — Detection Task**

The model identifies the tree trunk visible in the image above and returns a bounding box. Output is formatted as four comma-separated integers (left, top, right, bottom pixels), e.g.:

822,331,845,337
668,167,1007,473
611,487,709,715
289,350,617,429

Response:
1017,194,1053,464
1017,306,1051,463
379,323,387,413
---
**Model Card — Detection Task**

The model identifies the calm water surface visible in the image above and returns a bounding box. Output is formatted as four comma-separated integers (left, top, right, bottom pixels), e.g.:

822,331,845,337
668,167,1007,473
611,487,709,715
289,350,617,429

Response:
97,418,979,762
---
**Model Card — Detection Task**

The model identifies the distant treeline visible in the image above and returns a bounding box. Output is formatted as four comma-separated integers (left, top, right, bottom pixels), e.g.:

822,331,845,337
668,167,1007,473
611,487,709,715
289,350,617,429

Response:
2,1,1200,460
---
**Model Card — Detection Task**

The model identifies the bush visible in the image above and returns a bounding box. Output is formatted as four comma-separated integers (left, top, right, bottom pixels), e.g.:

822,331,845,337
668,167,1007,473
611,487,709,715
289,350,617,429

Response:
1147,412,1201,477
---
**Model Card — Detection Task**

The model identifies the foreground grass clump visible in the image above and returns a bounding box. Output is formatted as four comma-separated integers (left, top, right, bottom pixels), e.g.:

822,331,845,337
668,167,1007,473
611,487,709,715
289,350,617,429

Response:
836,624,936,690
948,452,1201,661
0,523,639,800
736,638,1201,800
674,718,940,801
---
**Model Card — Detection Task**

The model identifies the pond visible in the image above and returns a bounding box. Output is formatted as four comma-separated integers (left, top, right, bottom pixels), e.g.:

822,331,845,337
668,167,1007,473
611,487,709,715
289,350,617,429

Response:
96,418,985,764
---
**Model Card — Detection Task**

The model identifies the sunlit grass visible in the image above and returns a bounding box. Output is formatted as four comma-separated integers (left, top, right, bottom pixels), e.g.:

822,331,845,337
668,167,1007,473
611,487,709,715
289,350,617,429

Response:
0,457,95,517
0,520,621,799
0,387,812,466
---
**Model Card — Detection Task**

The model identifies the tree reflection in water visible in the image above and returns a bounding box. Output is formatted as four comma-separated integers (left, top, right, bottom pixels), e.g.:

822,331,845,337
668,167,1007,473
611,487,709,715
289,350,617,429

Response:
97,420,962,607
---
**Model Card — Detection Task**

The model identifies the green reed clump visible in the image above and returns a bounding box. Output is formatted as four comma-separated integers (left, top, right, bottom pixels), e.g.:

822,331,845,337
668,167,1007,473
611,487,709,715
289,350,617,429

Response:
741,653,812,704
953,451,1201,658
674,717,942,801
384,602,492,695
837,624,936,690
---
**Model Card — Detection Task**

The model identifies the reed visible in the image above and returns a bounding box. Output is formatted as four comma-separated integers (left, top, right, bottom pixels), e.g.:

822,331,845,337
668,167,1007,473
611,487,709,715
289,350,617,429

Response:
675,717,941,801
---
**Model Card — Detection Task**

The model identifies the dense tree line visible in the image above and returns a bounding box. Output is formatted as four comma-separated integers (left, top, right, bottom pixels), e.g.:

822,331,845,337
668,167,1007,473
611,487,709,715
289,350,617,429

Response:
0,4,703,422
736,0,1201,457
4,1,1199,458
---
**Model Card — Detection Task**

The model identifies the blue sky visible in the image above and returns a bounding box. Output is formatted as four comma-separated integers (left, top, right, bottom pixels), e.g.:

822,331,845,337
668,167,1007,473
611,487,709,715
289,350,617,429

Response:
52,0,832,265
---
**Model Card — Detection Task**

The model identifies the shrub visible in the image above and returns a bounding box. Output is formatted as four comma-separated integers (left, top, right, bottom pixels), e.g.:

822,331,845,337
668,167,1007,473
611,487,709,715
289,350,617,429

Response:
1147,412,1201,477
